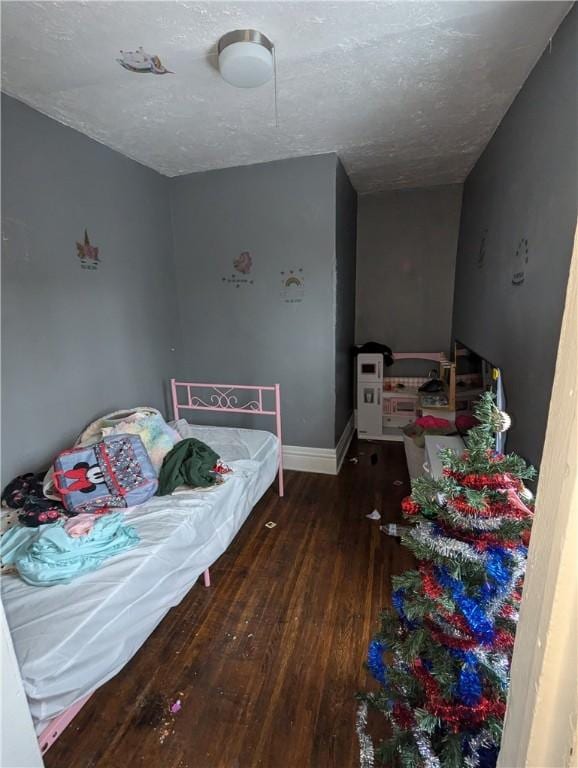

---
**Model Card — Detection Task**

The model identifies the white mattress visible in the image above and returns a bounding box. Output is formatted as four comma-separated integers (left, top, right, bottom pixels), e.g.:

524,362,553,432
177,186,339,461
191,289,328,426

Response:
1,425,279,733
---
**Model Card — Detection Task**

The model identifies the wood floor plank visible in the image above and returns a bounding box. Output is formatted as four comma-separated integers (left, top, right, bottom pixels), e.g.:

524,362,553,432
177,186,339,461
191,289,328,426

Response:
44,439,414,768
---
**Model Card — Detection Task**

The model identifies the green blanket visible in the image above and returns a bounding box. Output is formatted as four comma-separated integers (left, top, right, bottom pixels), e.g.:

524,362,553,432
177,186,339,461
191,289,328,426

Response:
157,438,220,495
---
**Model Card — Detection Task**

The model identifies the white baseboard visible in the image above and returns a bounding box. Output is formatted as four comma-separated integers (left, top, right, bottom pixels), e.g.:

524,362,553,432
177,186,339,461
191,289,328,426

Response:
282,445,337,474
282,416,355,475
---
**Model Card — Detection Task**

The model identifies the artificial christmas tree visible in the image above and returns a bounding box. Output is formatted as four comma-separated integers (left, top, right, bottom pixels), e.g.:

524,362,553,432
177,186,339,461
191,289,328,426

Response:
358,392,535,768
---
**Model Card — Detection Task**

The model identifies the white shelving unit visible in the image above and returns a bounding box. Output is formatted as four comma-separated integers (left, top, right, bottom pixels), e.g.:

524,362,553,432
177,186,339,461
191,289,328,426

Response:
356,353,384,438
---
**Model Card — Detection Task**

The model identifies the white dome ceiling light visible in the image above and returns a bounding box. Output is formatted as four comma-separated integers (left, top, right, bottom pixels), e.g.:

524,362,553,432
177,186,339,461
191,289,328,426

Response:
217,29,274,89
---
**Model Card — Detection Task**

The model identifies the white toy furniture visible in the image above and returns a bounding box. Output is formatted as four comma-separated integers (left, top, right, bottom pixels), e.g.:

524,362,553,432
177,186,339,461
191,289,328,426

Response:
356,352,448,442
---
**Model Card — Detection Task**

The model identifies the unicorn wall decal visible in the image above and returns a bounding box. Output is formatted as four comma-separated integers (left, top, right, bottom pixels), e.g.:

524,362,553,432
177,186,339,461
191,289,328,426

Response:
76,230,100,270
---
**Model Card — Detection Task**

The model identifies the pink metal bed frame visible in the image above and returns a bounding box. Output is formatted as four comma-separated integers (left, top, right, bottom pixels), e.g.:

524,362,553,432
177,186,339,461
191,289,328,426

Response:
170,379,284,499
37,380,283,755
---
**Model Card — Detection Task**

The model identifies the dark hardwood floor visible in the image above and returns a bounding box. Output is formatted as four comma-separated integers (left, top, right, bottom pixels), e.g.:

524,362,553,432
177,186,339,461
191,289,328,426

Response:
45,439,414,768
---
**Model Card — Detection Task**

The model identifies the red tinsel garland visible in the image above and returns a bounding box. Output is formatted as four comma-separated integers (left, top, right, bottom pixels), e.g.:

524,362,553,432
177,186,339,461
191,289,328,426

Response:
392,701,415,730
443,469,521,491
419,567,505,642
463,473,521,491
436,521,520,552
427,621,478,651
438,609,473,637
448,495,529,520
426,613,515,653
420,564,444,599
412,660,506,731
493,628,515,649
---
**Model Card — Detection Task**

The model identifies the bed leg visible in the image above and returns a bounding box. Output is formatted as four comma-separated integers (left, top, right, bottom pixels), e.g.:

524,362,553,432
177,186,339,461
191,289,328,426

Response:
274,383,284,498
203,568,211,587
38,694,92,754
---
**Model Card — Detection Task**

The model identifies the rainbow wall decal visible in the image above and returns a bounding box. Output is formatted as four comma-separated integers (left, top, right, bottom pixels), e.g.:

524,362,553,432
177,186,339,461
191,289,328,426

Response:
280,269,305,303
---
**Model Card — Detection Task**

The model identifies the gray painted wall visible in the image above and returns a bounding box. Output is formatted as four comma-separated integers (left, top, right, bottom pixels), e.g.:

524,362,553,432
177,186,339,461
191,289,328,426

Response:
1,94,179,484
356,185,462,363
452,5,577,468
169,154,340,449
334,159,357,442
8,0,573,473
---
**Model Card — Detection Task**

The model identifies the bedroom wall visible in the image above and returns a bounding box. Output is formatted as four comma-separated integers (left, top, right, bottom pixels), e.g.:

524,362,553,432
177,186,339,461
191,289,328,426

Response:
169,154,343,450
452,4,577,468
355,184,462,365
334,159,357,443
1,94,179,485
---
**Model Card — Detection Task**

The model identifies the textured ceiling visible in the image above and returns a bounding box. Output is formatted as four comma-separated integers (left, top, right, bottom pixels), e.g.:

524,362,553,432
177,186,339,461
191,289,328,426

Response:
1,1,571,192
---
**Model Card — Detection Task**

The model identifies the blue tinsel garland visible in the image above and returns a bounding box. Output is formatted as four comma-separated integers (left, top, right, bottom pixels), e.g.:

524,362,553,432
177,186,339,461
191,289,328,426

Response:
367,639,387,685
392,588,419,630
485,548,513,591
435,567,495,643
452,649,483,706
479,745,499,768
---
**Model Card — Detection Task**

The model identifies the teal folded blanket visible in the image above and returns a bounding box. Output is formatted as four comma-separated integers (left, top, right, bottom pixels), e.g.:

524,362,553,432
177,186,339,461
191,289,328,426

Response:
1,512,139,586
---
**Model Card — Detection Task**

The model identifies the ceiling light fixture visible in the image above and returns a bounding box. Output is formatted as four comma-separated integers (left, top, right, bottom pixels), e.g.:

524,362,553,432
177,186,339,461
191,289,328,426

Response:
217,29,274,88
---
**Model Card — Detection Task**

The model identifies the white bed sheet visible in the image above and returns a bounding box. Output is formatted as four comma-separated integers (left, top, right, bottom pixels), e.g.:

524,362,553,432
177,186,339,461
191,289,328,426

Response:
1,425,279,733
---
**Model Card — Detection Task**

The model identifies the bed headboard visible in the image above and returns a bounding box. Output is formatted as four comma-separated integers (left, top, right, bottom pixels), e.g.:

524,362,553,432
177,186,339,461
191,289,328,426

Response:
169,379,284,496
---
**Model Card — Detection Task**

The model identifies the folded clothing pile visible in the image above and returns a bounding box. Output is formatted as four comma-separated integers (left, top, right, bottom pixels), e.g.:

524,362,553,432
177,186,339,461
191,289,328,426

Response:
402,415,457,448
2,472,69,527
157,438,221,496
353,341,394,367
1,512,139,586
455,413,480,434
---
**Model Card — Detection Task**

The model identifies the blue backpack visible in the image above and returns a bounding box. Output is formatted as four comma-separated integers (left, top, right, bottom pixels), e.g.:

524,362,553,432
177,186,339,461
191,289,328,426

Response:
53,434,157,514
